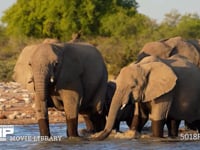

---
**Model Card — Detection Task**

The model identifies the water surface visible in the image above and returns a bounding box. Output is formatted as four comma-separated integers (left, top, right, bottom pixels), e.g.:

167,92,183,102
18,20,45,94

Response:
1,122,200,150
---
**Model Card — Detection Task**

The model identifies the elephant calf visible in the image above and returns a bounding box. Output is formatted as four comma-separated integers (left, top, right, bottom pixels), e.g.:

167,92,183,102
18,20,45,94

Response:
104,81,134,132
82,81,134,134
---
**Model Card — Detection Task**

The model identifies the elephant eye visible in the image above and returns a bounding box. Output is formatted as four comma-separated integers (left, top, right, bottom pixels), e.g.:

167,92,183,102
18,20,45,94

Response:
134,79,138,85
130,85,136,89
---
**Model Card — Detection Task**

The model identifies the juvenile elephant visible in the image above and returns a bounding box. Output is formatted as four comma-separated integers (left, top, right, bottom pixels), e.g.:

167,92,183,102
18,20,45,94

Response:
81,81,134,135
137,36,200,67
95,55,200,140
104,81,134,132
13,42,108,137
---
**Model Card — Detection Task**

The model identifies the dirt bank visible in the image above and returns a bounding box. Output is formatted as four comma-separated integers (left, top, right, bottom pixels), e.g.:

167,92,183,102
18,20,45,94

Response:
0,82,84,125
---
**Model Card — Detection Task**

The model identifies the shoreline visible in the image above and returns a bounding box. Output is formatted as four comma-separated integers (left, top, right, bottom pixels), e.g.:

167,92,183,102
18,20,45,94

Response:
0,82,84,125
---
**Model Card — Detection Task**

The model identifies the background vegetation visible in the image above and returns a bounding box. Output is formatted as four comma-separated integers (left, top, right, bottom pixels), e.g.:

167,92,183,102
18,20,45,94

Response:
0,0,200,81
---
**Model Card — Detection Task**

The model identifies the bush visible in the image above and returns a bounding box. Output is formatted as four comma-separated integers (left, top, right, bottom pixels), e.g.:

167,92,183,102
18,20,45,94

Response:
0,60,15,82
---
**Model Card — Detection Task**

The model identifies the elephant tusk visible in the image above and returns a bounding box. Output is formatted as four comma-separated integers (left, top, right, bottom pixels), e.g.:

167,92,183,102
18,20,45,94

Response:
120,104,126,110
50,77,54,83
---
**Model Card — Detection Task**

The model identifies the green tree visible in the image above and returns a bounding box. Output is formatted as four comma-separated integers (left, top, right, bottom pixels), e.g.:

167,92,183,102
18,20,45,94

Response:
162,9,181,27
1,0,138,40
176,13,200,38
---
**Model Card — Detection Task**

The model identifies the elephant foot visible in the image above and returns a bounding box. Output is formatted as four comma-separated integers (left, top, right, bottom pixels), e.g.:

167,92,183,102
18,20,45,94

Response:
66,118,79,137
151,120,165,137
38,119,51,137
167,119,180,137
130,115,148,132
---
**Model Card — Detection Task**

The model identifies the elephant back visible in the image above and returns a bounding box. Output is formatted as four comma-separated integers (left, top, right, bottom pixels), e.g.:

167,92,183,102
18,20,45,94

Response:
164,36,200,66
138,41,173,62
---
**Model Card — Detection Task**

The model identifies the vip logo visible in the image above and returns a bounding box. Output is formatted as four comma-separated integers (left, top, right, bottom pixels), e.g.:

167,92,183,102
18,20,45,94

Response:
0,125,14,141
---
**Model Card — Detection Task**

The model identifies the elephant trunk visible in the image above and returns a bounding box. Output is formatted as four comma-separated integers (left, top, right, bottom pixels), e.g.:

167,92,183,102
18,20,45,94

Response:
34,71,47,102
95,90,129,140
34,71,50,136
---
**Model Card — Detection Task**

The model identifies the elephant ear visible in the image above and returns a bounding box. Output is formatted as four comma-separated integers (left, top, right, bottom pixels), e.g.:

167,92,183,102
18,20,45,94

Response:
13,45,38,92
141,62,177,102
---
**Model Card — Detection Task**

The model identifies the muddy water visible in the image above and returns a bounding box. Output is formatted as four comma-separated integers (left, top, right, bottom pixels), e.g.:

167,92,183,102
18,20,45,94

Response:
1,122,200,150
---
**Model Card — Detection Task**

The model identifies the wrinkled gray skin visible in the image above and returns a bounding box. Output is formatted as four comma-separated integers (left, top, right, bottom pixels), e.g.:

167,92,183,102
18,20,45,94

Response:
137,36,200,67
13,42,108,137
104,81,134,131
95,55,200,140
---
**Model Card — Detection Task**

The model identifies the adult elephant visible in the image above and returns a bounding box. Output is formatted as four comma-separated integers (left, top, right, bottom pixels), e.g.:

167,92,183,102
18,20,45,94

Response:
13,42,108,137
94,55,200,140
137,36,200,67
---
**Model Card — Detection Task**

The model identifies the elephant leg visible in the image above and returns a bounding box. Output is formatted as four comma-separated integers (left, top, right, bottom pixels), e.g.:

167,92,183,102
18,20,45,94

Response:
130,102,140,131
82,114,94,133
38,119,50,137
35,93,50,137
130,115,148,132
66,118,79,137
88,79,107,132
90,112,106,132
188,120,200,132
150,97,172,137
113,120,120,132
81,113,105,133
151,120,165,137
126,119,132,129
60,90,79,137
195,120,200,133
166,118,180,137
130,102,149,132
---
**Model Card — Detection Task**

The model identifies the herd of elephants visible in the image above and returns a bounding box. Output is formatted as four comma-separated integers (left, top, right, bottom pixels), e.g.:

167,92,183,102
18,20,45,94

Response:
12,36,200,141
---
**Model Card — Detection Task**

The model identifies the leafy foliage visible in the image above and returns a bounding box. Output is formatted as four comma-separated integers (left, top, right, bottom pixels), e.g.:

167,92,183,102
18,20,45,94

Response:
1,0,138,40
0,60,15,82
176,14,200,38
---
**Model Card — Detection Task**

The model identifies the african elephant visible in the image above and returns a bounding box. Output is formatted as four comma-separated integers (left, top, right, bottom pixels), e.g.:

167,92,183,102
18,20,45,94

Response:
95,55,200,140
104,81,134,131
13,42,108,137
137,36,200,67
